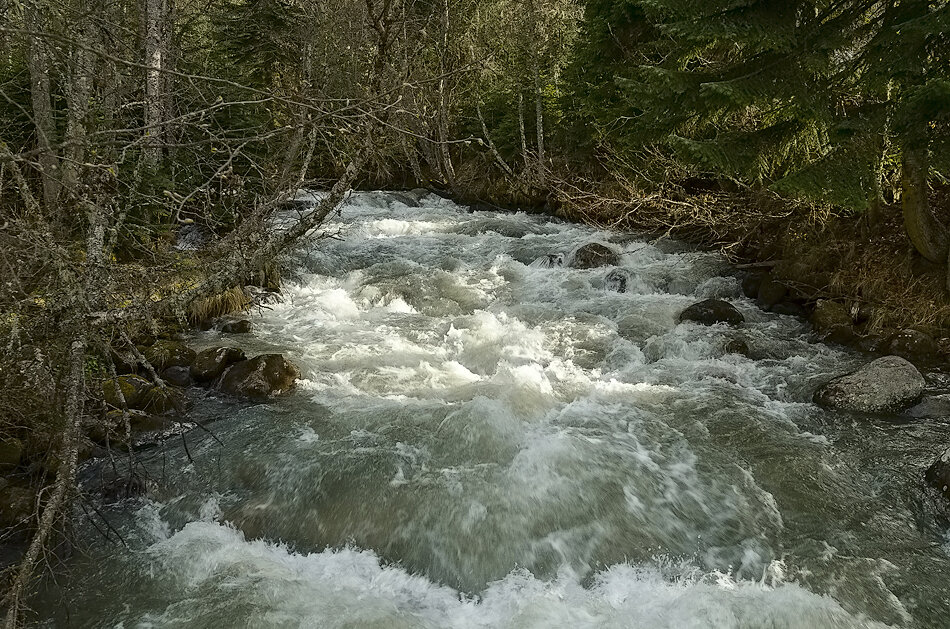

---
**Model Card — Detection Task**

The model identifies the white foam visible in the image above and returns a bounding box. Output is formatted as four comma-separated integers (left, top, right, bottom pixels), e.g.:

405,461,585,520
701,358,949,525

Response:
126,521,888,629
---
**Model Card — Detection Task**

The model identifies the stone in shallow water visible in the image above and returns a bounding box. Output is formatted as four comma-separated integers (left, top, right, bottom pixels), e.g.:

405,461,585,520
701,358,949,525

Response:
222,319,253,334
678,299,744,326
904,394,950,419
813,355,925,413
191,346,247,382
926,447,950,499
218,354,300,399
571,242,620,269
604,268,630,293
884,329,940,364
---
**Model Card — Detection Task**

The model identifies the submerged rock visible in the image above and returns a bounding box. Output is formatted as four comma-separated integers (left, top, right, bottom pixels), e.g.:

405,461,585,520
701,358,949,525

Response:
191,346,247,382
604,268,630,293
884,329,940,364
571,243,620,269
926,447,950,499
678,299,745,326
218,354,300,399
813,355,925,413
144,341,196,371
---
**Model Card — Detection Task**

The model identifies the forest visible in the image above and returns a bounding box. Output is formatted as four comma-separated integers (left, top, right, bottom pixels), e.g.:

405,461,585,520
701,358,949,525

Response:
0,0,949,625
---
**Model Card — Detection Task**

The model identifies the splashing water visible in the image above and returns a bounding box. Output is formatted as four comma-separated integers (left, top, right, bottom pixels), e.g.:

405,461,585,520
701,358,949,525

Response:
37,191,950,627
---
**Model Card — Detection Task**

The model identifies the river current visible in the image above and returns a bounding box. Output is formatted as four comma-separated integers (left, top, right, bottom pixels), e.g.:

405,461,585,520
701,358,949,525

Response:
37,191,950,627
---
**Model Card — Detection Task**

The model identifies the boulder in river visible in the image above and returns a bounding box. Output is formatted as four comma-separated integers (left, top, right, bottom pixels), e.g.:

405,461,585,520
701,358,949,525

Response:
144,341,196,371
884,329,940,364
218,354,300,399
757,275,787,309
813,355,925,413
191,346,247,382
926,447,950,499
741,273,763,299
162,366,193,387
140,387,190,415
678,299,745,326
571,243,620,269
222,319,253,334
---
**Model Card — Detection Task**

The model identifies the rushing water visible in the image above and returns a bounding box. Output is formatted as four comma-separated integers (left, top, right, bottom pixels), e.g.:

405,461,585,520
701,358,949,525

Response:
37,192,950,627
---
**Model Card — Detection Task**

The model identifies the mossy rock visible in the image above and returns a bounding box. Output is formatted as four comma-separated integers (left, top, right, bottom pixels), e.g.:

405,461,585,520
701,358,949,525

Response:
218,354,300,399
811,300,852,333
102,375,153,409
191,346,247,382
0,483,35,528
140,387,191,415
144,341,196,371
0,438,24,470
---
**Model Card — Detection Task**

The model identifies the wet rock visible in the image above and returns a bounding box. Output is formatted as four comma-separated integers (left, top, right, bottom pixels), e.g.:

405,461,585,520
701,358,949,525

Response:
191,346,247,383
926,447,950,499
0,484,34,528
389,191,421,208
813,355,925,413
571,243,620,269
854,334,886,353
905,395,950,419
162,366,193,387
144,340,196,371
757,275,787,309
0,438,23,470
678,299,745,326
95,410,171,444
604,268,630,293
883,329,940,364
140,387,190,415
811,300,852,333
741,273,763,299
823,325,858,346
218,354,300,399
771,301,807,318
724,338,751,357
222,319,252,334
102,375,153,409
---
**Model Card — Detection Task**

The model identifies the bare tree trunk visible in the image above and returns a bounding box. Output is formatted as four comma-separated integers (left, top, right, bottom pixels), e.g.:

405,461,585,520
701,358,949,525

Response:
144,0,166,167
437,0,457,192
518,92,528,170
63,14,94,197
24,1,61,212
901,145,946,263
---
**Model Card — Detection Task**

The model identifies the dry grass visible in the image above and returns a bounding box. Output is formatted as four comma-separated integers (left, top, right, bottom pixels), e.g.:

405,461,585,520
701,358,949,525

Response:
186,286,251,324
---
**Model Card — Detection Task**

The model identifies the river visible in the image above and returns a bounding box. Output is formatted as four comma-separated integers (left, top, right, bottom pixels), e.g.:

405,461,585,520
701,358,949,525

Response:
36,191,950,627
